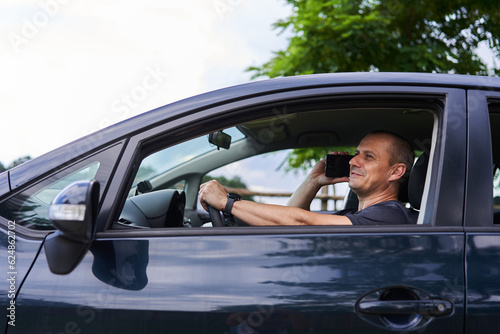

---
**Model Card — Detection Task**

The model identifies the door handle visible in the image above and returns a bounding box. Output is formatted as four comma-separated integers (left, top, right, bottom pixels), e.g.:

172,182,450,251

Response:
357,299,453,317
355,286,455,331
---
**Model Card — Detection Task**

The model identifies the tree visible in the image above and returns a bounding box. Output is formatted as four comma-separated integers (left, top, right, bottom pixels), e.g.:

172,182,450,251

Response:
0,155,32,172
8,155,32,168
250,0,500,77
281,147,355,172
249,0,500,168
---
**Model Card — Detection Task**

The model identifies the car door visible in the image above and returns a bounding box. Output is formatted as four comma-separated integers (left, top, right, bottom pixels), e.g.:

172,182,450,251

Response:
464,91,500,332
10,83,466,333
0,142,124,333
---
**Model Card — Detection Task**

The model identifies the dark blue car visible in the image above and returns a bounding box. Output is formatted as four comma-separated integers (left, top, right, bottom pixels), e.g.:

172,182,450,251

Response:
2,72,500,333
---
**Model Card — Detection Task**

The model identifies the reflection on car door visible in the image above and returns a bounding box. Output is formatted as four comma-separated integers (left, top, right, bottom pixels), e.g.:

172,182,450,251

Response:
13,230,463,333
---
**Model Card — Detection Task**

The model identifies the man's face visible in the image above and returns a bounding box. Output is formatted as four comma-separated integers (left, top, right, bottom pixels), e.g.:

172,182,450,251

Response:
348,133,396,197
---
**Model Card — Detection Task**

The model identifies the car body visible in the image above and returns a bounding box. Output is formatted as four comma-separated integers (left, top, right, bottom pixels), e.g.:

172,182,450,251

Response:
1,72,500,333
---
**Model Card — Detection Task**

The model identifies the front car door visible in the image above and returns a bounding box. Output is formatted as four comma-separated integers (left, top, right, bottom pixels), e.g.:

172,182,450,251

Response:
8,79,467,333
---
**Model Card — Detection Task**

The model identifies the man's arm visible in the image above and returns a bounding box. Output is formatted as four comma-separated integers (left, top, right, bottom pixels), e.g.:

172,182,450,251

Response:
287,155,349,210
231,199,352,226
199,179,352,226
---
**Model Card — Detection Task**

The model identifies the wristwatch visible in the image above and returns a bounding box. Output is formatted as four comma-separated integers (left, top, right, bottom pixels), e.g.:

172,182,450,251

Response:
224,193,241,216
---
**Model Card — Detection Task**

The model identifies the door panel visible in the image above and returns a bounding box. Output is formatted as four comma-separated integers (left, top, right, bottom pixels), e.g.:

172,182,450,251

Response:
465,234,500,332
1,225,44,333
13,231,463,333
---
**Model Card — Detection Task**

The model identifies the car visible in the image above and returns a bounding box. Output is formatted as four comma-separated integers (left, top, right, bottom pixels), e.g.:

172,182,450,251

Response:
1,72,500,333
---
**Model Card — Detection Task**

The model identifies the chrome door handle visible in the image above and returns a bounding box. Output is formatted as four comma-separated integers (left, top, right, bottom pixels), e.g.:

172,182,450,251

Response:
357,299,453,317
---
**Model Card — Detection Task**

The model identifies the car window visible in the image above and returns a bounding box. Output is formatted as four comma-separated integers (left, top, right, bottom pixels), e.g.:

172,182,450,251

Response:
116,102,437,230
204,150,349,211
127,127,245,195
18,163,100,230
130,127,245,191
0,163,100,230
0,144,122,230
490,112,500,223
494,168,500,208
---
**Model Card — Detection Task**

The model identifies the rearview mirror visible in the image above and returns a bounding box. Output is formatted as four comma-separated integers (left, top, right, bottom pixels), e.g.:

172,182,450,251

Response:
208,131,231,150
44,180,99,274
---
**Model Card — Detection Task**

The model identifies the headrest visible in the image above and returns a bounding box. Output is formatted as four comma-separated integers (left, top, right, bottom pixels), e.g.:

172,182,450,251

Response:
398,178,409,203
408,151,429,210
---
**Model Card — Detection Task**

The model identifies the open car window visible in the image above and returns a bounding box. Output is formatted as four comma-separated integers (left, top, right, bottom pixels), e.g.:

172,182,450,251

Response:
490,110,500,224
114,99,437,230
205,150,349,211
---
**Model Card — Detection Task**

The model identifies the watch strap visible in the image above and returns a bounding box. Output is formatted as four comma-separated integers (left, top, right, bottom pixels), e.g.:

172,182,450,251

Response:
224,193,241,216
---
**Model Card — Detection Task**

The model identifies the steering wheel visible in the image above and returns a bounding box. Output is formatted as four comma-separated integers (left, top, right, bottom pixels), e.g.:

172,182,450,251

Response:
208,205,224,227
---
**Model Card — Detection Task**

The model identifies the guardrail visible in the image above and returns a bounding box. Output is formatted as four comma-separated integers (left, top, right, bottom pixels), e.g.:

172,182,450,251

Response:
225,186,344,210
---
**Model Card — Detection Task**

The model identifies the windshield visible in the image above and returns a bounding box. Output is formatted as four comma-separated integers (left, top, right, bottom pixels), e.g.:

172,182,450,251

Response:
132,127,245,187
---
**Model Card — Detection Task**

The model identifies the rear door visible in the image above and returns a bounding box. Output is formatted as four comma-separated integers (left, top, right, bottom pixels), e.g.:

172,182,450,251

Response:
464,90,500,332
11,85,466,333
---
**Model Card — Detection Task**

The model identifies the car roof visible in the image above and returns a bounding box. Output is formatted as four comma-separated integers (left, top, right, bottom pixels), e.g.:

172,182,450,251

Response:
4,72,500,194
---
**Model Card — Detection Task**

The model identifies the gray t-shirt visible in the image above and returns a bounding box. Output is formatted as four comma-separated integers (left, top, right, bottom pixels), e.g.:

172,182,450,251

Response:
335,200,416,225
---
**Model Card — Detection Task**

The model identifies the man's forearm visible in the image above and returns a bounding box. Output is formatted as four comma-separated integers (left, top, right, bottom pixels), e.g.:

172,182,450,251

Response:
232,200,309,226
231,200,352,226
286,177,322,210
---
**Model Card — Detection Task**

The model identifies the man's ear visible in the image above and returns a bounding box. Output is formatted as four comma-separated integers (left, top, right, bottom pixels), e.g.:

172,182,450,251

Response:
389,163,406,182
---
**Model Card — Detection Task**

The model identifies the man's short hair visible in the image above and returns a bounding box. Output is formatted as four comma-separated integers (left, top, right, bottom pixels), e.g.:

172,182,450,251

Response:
370,130,414,182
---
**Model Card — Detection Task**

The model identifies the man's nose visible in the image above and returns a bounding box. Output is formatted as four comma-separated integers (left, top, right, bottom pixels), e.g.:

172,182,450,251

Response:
349,155,360,167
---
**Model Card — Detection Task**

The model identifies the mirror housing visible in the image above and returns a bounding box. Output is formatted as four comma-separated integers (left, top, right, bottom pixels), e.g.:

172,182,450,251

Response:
208,131,231,150
44,180,99,275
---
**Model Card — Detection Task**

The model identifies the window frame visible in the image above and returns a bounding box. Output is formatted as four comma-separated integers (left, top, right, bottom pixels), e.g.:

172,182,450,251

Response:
97,85,467,235
465,91,500,228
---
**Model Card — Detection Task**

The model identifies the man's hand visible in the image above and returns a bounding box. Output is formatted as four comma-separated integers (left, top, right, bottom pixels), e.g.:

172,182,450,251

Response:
308,151,350,187
287,151,350,210
199,180,228,212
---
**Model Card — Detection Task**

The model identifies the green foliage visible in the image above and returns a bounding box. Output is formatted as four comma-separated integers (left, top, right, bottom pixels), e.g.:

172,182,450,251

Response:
202,175,255,201
0,155,32,172
9,155,32,168
249,0,500,78
249,0,500,168
281,146,355,172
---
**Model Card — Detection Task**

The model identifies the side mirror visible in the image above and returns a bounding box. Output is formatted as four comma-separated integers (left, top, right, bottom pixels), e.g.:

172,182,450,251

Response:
44,180,100,275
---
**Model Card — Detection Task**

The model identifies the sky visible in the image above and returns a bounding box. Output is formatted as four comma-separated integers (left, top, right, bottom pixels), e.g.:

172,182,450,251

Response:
0,1,496,210
0,0,350,211
0,0,293,166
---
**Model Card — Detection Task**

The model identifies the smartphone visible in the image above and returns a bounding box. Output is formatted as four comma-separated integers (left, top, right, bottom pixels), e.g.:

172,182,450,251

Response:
325,154,354,177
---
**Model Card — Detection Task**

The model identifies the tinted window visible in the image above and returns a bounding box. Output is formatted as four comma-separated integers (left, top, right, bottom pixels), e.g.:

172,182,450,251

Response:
490,111,500,223
0,144,122,230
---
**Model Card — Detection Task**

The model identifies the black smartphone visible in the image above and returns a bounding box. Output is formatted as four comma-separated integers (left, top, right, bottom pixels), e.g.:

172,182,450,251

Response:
325,154,354,177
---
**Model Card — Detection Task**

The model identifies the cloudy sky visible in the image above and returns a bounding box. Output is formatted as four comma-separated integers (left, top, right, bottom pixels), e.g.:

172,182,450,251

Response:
0,0,293,165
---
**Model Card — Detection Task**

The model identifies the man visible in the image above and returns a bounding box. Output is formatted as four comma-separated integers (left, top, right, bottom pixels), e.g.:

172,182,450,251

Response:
198,131,415,226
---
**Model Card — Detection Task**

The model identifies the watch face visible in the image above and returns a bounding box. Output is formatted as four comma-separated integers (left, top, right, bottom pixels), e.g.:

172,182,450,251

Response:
228,193,241,200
